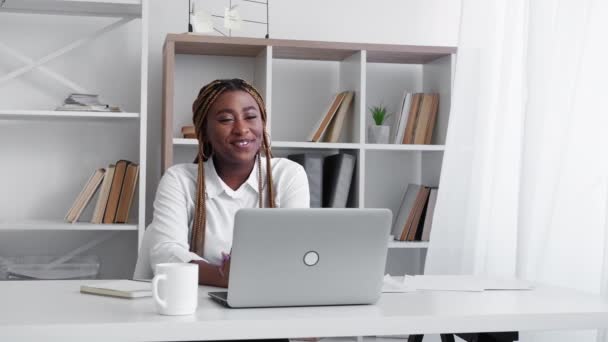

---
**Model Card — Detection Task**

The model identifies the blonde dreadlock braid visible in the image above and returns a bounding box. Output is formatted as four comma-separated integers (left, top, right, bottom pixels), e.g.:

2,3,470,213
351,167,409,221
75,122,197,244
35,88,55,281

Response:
190,79,275,256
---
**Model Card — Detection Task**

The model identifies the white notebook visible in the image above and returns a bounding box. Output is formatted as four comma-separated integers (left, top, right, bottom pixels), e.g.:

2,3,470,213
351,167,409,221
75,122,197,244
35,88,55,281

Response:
80,280,152,299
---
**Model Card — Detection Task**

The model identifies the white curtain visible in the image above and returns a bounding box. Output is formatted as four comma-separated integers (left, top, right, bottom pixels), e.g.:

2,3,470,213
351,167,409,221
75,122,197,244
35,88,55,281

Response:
425,0,608,341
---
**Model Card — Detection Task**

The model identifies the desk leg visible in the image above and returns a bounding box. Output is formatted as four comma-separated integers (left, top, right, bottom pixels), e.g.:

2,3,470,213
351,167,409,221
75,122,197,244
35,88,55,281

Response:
412,332,518,342
408,335,423,342
455,332,519,342
440,334,455,342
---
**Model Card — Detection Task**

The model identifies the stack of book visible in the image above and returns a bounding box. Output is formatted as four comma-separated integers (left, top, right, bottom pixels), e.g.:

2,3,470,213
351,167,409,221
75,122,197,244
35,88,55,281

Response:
181,125,196,139
56,93,121,112
391,184,438,241
307,91,355,143
65,160,139,224
288,152,356,208
392,92,439,144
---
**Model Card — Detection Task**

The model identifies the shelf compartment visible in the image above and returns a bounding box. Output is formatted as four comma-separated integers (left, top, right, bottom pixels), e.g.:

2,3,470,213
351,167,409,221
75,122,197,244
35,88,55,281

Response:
0,110,139,120
0,220,137,231
0,0,142,17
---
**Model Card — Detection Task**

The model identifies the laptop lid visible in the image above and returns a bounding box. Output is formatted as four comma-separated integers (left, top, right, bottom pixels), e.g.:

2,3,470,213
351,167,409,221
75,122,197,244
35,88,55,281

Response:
225,208,391,308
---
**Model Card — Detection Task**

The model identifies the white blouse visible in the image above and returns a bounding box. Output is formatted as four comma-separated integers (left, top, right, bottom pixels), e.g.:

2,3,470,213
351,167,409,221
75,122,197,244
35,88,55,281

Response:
133,157,310,279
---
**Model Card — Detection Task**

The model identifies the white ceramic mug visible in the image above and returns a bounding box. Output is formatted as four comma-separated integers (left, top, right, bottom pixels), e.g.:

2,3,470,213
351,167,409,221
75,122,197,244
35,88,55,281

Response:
152,263,199,315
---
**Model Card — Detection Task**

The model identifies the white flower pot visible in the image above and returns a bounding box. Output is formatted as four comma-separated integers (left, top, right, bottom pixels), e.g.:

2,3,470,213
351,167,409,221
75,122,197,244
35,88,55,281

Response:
368,125,390,144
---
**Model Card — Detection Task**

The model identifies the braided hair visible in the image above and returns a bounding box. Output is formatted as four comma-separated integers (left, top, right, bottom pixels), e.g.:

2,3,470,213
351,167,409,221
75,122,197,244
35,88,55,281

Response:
190,78,275,256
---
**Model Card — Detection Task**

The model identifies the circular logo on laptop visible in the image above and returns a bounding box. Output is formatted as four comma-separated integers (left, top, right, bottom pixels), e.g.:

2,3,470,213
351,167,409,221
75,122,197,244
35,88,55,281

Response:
303,251,319,266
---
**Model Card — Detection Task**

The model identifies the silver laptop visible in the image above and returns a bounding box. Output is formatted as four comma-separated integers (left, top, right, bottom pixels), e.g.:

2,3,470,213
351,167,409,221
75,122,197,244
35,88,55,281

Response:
208,208,391,308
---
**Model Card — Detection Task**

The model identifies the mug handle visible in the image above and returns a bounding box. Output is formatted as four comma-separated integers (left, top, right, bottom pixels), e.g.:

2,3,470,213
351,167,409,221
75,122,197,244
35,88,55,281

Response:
152,273,168,309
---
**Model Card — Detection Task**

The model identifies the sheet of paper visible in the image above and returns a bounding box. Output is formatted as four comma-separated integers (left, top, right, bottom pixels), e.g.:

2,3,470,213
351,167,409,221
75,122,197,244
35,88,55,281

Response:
382,274,416,293
403,275,533,292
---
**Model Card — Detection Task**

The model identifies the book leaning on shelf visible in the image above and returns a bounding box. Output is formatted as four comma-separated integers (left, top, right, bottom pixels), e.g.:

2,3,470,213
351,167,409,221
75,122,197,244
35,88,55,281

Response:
391,184,438,241
307,91,355,143
65,159,139,224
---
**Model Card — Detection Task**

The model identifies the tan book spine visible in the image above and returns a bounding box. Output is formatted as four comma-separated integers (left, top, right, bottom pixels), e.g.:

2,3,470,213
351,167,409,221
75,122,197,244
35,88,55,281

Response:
114,163,140,223
323,91,354,143
308,92,346,142
424,94,439,144
399,187,427,241
406,186,431,241
91,164,115,224
103,160,130,224
402,93,423,144
413,94,438,144
66,169,105,223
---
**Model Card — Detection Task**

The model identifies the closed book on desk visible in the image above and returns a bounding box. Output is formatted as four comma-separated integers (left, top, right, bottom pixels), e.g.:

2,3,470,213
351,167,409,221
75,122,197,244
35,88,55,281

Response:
81,280,151,299
323,153,355,208
288,153,324,208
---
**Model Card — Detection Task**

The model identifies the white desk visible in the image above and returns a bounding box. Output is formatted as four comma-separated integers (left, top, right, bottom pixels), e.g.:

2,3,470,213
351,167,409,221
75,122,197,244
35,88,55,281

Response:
1,280,608,341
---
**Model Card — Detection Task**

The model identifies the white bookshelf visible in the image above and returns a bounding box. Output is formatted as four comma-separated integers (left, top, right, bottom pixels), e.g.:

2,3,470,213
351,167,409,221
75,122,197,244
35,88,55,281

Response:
0,221,137,231
0,110,139,120
0,0,148,279
0,0,142,17
163,35,456,275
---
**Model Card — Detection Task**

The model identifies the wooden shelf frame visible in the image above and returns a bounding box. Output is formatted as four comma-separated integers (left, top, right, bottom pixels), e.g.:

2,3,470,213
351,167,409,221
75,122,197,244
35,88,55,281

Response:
162,35,456,258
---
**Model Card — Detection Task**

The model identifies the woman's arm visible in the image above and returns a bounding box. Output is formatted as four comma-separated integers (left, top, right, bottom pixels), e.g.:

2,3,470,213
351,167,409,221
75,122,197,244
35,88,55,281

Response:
190,259,229,287
279,164,311,208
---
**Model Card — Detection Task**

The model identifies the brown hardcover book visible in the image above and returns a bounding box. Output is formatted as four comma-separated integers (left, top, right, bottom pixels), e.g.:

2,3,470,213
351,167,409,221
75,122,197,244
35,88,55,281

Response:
413,94,439,144
114,163,139,223
402,93,423,144
424,94,439,144
323,91,354,143
103,160,130,224
307,92,346,142
181,125,195,139
399,186,430,241
65,168,105,223
421,188,438,241
406,186,431,241
91,164,115,224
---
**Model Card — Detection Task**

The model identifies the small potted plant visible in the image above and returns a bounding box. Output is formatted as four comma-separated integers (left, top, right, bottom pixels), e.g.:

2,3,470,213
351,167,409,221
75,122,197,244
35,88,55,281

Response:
368,105,391,144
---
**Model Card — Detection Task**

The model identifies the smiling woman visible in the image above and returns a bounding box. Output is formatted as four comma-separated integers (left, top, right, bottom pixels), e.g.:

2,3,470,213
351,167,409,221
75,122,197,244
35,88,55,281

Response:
133,79,310,295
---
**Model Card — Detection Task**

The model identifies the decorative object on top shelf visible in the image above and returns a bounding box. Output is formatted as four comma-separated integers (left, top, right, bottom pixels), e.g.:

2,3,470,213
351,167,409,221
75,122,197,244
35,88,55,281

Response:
56,93,121,113
189,0,269,39
368,105,391,144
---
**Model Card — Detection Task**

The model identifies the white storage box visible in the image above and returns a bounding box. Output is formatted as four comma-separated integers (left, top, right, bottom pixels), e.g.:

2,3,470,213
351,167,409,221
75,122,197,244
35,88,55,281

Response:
0,255,100,280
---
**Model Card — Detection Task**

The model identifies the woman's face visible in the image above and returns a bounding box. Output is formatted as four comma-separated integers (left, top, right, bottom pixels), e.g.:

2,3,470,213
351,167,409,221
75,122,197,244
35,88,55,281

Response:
205,90,264,167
